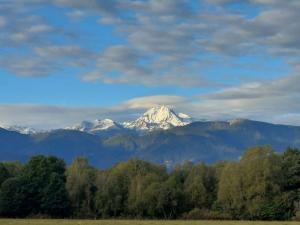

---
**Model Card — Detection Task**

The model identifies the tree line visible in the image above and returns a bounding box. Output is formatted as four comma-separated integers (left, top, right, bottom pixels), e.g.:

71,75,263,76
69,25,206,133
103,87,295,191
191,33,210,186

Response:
0,146,299,220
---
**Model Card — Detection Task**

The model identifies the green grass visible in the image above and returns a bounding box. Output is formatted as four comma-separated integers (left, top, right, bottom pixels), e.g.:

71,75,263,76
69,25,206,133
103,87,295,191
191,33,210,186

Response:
0,220,298,225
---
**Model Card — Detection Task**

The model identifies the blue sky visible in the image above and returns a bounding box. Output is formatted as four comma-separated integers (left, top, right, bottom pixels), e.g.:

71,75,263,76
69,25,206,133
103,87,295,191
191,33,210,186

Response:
1,0,300,128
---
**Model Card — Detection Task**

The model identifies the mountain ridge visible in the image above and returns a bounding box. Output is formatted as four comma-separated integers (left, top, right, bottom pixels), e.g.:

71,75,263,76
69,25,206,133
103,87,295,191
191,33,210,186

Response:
1,107,300,168
1,105,193,134
65,119,123,134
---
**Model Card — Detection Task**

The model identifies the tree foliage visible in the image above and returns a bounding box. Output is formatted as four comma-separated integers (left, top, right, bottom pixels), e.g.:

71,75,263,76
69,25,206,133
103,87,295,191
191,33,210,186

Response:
0,147,299,220
0,155,70,218
66,157,97,218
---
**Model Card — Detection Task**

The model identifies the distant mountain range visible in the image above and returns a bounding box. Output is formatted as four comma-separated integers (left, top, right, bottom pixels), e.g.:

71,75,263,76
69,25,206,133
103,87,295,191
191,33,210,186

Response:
65,105,193,133
1,106,300,168
3,105,193,135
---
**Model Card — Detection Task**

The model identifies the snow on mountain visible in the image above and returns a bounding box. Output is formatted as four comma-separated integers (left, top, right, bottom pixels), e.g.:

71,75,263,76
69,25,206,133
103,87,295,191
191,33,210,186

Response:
66,106,192,133
66,121,95,132
91,119,123,132
66,119,122,133
177,112,193,123
2,125,38,135
123,105,192,131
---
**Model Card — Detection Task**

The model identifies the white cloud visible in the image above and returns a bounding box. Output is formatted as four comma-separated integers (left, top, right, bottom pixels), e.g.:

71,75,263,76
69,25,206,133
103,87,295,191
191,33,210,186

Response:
0,56,59,77
121,95,187,109
2,82,300,129
190,73,300,124
0,95,185,129
0,16,6,27
66,10,86,20
1,0,300,88
0,104,120,129
0,1,300,126
27,24,54,33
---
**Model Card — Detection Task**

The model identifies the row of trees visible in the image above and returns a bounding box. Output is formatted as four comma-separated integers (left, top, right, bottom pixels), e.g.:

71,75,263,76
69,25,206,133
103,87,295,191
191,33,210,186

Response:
0,146,299,220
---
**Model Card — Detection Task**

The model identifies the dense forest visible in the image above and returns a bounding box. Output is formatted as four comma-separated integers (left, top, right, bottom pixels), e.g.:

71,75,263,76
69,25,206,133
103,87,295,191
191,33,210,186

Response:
0,146,299,220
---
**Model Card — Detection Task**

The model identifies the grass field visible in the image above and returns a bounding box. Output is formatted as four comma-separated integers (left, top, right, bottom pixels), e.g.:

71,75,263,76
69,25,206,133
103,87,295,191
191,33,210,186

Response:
0,220,298,225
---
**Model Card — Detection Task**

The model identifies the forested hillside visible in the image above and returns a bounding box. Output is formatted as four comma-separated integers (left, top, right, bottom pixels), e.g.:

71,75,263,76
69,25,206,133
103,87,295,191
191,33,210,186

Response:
0,146,299,220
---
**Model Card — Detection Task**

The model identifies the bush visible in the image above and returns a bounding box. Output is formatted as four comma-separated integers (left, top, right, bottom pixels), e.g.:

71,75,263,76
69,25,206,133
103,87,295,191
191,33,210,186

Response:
182,208,232,220
182,208,210,220
293,210,300,221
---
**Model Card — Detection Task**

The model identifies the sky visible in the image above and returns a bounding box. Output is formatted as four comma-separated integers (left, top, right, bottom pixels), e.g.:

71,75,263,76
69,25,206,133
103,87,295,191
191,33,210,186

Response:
1,0,300,129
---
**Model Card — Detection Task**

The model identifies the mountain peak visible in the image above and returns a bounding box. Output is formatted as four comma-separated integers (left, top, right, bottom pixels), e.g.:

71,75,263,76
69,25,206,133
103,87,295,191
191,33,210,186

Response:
92,119,122,131
124,105,192,130
66,119,122,133
143,105,177,122
2,125,38,135
66,106,192,133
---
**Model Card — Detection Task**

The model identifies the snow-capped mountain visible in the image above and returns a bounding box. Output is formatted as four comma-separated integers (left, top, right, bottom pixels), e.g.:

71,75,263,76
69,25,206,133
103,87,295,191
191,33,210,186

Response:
66,106,193,133
123,105,193,131
2,125,38,135
66,119,123,133
92,119,123,132
65,121,94,132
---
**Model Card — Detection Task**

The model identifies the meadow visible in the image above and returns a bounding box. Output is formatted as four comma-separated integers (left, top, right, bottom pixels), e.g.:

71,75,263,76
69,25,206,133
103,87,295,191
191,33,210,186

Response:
0,220,299,225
